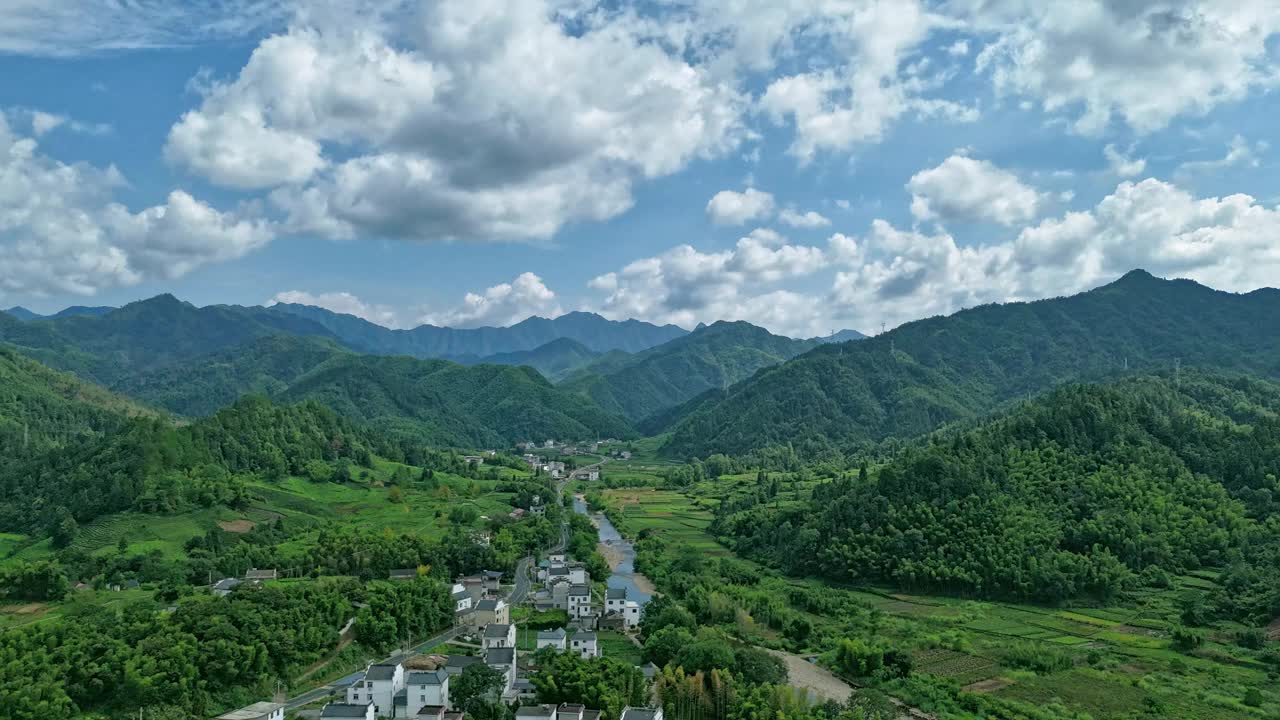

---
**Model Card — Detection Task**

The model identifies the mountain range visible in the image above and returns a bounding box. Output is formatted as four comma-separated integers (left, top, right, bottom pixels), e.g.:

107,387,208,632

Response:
663,270,1280,457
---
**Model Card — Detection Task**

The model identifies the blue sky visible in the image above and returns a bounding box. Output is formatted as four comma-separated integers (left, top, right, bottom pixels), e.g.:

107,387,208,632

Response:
1,1,1278,337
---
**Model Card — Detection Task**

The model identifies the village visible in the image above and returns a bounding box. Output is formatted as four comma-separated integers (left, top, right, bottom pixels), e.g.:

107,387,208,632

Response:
214,442,657,720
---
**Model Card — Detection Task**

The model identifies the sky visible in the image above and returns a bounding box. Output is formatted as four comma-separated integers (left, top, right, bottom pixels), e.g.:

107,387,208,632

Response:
1,1,1278,338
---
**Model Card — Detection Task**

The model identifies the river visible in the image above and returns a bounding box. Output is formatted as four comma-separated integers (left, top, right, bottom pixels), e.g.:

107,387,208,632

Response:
573,495,654,603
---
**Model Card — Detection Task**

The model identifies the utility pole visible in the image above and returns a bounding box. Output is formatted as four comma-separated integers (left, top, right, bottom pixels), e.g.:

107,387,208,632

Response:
1175,358,1181,386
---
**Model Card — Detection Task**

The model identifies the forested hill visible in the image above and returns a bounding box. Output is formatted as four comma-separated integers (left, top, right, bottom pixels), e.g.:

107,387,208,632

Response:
0,395,382,535
664,271,1280,458
0,294,336,385
716,372,1280,613
261,304,687,357
276,353,636,447
0,347,155,463
559,321,818,424
469,337,602,381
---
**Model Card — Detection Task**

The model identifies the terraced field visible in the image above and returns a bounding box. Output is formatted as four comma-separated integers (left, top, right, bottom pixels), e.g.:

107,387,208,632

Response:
601,488,728,555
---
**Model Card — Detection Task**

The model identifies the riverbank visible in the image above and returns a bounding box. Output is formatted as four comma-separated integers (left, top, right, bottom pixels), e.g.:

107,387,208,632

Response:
598,540,657,595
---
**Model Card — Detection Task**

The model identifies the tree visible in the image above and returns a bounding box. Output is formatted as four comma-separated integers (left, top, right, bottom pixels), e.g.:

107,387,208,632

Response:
643,626,693,667
452,664,506,713
49,507,78,549
304,459,334,483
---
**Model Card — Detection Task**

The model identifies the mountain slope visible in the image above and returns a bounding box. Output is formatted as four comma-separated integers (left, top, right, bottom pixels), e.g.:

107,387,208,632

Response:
261,304,687,357
470,337,602,381
277,354,635,447
665,271,1280,457
0,346,156,464
2,306,41,321
0,295,337,385
111,334,354,416
717,372,1280,607
560,321,818,424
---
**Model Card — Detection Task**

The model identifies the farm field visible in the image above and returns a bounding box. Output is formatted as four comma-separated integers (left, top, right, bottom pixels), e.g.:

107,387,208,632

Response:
598,482,1280,720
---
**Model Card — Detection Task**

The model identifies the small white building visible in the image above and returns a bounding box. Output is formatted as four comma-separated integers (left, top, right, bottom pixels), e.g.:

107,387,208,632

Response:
482,623,517,650
567,585,592,619
320,702,376,720
472,598,509,627
586,470,599,482
569,631,599,659
396,670,450,718
346,663,404,717
536,627,567,652
485,647,518,698
215,701,285,720
544,440,556,448
604,588,643,629
452,583,473,613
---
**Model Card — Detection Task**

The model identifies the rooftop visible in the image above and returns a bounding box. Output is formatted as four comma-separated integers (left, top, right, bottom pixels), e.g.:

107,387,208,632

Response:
485,647,516,665
573,632,597,643
407,670,449,685
215,701,286,720
620,710,661,720
606,587,627,600
568,584,590,596
515,706,557,720
476,599,503,611
365,663,400,681
321,703,373,718
483,623,513,638
537,628,566,640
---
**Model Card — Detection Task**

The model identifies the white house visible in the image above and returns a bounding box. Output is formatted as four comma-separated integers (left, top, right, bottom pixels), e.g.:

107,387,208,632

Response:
566,564,588,585
557,703,602,720
536,627,567,652
604,588,642,629
320,703,376,720
215,701,285,720
544,440,556,448
452,583,473,613
586,470,599,482
346,663,404,717
485,647,518,699
567,585,592,618
569,631,599,659
483,623,517,650
472,599,509,627
549,553,566,564
396,671,449,717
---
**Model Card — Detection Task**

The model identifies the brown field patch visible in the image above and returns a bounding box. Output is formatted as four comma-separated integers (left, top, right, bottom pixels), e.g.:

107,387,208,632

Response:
1266,616,1280,641
2,603,48,616
218,519,257,533
963,678,1014,694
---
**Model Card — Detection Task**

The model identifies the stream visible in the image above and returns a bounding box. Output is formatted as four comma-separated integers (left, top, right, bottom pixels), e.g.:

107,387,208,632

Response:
572,495,653,604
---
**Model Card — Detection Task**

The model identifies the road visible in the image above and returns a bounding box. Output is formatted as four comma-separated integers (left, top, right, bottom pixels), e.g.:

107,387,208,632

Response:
285,470,581,710
285,623,466,709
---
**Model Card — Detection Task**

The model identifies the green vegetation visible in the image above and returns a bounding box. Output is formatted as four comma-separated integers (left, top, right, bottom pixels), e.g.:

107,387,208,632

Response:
474,337,603,382
665,271,1280,458
561,321,816,425
717,373,1280,611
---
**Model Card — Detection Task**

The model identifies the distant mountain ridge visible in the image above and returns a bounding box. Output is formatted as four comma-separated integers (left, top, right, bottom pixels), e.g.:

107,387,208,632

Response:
257,304,687,358
3,305,116,321
467,337,602,381
559,320,821,425
664,270,1280,458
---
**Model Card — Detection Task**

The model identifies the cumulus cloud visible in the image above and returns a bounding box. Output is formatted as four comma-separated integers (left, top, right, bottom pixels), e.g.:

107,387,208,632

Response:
1178,134,1266,175
1103,144,1146,177
418,272,563,328
907,155,1045,226
268,290,400,328
968,1,1280,135
0,112,271,298
778,208,831,229
706,188,775,225
167,1,746,243
589,232,834,336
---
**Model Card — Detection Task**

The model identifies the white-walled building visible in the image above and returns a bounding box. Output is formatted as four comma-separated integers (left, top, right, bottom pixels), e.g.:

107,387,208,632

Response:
485,647,518,699
482,623,517,650
346,663,404,717
536,627,567,652
605,588,643,629
567,585,592,619
472,598,509,627
569,631,599,659
620,708,664,720
452,583,473,613
395,670,450,718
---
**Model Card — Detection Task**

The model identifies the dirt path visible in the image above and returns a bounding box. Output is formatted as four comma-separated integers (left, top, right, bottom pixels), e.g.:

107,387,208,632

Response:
765,650,856,704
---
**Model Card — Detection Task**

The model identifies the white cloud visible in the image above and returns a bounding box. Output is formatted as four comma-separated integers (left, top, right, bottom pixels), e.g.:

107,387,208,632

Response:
418,272,563,328
589,232,834,336
1103,144,1146,177
168,1,746,243
0,112,271,298
1178,134,1266,175
0,0,293,56
6,107,112,138
778,208,831,229
268,290,400,327
968,1,1280,135
907,155,1044,226
706,188,775,225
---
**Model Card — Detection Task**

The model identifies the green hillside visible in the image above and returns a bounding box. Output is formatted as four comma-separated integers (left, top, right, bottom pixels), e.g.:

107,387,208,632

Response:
277,353,636,446
473,337,603,381
715,372,1280,614
665,271,1280,457
561,321,817,425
